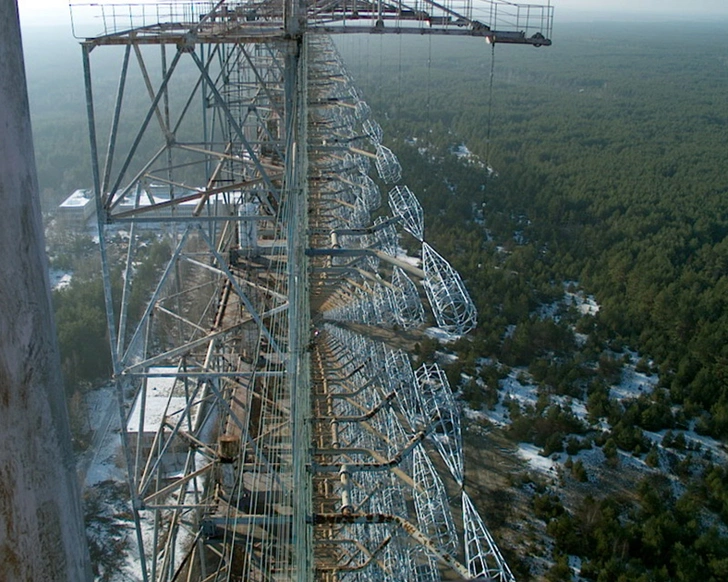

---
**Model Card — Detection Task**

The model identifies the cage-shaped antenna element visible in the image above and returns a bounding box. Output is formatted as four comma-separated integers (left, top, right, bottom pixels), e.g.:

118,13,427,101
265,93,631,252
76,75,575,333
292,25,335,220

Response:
388,185,424,241
362,118,383,145
385,348,419,427
352,173,381,212
343,152,370,175
415,363,463,485
422,242,477,335
354,98,371,122
412,445,458,555
375,144,402,184
388,266,425,330
372,216,399,257
462,490,516,582
372,283,396,327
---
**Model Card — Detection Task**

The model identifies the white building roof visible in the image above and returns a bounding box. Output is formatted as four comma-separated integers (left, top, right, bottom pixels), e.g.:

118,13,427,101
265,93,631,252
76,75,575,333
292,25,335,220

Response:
59,188,94,209
127,367,199,435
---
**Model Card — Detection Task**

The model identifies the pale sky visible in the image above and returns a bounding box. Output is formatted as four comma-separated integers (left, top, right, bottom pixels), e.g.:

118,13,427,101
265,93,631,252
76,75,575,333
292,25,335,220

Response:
18,0,72,28
16,0,728,28
559,0,727,11
557,0,728,19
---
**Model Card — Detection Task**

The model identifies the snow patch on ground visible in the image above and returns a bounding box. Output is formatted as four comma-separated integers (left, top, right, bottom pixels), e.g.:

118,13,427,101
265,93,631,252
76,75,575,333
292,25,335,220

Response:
501,371,538,408
569,555,584,580
425,327,461,344
610,362,659,401
475,369,539,427
562,281,600,316
450,143,490,171
463,405,489,422
538,284,601,321
573,445,606,468
536,299,561,320
565,289,600,316
553,395,589,425
437,351,459,365
517,443,560,474
684,431,728,464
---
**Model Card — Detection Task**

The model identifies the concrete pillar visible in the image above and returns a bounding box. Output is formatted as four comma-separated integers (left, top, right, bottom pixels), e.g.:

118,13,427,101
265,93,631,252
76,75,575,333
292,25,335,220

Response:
0,2,92,579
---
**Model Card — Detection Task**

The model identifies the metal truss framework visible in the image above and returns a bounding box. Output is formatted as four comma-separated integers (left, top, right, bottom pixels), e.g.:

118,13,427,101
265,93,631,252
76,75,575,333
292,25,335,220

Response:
77,1,551,580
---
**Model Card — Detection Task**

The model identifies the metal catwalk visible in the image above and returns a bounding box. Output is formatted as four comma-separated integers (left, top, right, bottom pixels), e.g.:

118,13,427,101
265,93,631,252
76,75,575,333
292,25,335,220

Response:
75,1,551,580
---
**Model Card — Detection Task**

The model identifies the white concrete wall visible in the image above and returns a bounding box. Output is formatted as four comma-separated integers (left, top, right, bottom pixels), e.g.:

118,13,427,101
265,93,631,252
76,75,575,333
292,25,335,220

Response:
0,2,92,579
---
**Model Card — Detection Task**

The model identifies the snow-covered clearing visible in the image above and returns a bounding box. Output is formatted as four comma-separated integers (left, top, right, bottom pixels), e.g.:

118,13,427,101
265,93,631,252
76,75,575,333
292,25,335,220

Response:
611,367,657,400
80,384,125,487
81,377,212,581
463,282,726,486
517,443,560,474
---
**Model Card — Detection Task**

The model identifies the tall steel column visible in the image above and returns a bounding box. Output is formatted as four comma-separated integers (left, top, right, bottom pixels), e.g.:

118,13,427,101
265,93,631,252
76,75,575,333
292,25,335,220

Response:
73,2,552,580
0,1,92,579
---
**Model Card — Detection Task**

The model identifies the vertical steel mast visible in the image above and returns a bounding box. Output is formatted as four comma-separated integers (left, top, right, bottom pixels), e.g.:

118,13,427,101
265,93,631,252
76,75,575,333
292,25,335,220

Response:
283,0,314,576
74,1,552,580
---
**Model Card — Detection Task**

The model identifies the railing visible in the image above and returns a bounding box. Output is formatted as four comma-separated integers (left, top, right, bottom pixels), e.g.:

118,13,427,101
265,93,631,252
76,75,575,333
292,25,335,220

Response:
70,2,242,39
70,0,553,41
484,0,554,38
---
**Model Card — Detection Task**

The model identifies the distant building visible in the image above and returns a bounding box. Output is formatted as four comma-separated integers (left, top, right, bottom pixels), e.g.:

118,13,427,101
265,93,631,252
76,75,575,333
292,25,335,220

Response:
126,367,201,474
58,188,95,229
57,185,262,235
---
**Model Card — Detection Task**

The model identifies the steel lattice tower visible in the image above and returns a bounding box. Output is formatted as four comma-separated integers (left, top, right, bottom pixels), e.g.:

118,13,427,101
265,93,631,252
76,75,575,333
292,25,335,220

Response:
73,1,552,580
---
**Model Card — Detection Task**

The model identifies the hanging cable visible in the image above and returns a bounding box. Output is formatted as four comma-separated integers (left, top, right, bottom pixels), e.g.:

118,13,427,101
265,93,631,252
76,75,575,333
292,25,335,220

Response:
480,41,496,217
379,33,384,107
397,34,403,109
484,42,496,177
365,33,370,88
426,34,432,129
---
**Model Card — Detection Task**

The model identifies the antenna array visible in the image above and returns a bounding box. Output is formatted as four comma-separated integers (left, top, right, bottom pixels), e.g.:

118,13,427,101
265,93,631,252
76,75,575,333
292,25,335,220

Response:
75,1,552,579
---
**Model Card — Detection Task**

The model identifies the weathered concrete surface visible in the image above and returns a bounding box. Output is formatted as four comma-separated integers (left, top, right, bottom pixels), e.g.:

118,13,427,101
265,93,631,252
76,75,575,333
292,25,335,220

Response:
0,2,92,579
